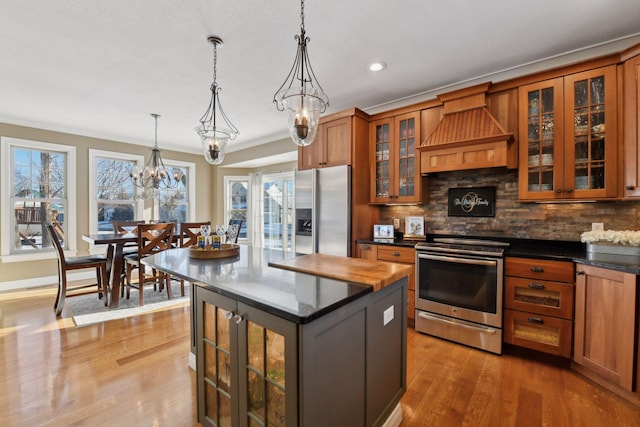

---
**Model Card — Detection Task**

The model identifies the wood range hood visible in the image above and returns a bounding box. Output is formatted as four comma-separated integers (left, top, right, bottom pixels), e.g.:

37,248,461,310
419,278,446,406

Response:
418,82,515,174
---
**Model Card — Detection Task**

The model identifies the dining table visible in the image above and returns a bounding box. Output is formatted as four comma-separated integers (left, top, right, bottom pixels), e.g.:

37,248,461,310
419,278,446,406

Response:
82,232,137,308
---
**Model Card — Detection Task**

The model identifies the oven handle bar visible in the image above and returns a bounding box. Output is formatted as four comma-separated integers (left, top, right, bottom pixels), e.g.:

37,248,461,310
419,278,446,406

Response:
417,252,497,267
417,311,497,334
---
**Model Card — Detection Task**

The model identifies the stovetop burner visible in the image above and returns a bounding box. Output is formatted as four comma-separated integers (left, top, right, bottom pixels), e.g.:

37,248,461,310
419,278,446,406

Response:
415,237,509,257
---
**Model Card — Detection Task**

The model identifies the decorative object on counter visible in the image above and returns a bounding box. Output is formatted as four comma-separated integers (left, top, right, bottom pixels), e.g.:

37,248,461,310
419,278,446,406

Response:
273,0,329,147
404,216,425,241
581,229,640,256
196,36,239,165
189,243,240,259
448,186,496,217
373,224,394,243
130,114,184,193
215,224,228,245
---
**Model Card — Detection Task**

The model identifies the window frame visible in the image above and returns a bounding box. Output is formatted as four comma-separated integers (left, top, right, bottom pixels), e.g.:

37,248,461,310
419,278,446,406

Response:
1,136,77,263
88,149,145,240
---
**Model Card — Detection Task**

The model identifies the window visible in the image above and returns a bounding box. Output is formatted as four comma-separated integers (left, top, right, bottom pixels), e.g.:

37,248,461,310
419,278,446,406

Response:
224,176,249,242
262,172,294,251
156,160,195,223
89,150,144,235
89,151,196,235
1,137,76,261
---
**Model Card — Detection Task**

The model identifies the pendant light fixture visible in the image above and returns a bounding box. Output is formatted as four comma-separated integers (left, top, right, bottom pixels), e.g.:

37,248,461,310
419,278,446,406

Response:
273,0,329,147
130,113,183,190
196,35,239,165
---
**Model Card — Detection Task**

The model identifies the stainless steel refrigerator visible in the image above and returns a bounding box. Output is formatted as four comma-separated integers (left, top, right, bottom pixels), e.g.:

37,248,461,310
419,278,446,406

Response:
294,165,351,257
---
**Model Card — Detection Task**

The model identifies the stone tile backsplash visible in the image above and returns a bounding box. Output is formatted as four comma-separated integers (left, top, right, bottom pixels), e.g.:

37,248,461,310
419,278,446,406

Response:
381,169,640,242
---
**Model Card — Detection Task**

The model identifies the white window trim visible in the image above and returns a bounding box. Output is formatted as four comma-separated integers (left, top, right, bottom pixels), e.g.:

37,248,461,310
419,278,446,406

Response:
154,158,196,221
1,136,77,263
224,175,250,243
88,149,145,251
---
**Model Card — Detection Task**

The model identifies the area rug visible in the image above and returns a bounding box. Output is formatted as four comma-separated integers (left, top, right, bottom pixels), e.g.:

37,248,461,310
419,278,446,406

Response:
66,280,190,327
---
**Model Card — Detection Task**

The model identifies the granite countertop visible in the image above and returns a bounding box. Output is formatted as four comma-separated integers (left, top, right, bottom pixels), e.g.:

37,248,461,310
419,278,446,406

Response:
357,236,640,275
142,246,373,324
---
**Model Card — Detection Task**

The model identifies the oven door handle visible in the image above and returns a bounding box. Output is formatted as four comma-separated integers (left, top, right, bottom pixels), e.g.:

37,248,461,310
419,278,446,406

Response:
417,253,497,267
417,312,497,334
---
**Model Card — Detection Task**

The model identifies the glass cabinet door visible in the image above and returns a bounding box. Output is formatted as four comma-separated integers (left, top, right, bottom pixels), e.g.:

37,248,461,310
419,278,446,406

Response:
197,290,239,427
238,303,297,427
519,78,564,200
372,119,392,202
395,113,417,202
564,66,617,198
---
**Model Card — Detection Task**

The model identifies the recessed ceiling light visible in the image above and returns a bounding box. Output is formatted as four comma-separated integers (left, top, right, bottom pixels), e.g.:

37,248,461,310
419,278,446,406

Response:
369,62,387,72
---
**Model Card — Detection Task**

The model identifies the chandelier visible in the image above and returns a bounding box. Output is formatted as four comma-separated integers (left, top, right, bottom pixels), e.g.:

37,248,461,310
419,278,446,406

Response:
196,36,239,165
130,113,183,190
273,0,329,147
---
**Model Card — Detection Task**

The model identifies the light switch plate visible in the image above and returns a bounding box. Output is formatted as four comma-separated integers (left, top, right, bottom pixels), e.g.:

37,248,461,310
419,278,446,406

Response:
392,218,400,229
592,222,604,231
383,305,394,326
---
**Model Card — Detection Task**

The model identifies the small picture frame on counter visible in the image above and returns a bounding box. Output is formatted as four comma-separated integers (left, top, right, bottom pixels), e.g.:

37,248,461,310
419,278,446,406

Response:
404,216,425,240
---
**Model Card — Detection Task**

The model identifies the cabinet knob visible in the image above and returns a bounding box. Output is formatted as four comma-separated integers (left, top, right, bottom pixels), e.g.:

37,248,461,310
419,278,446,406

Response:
566,188,573,193
530,266,544,273
576,271,585,275
626,185,635,191
233,314,244,324
224,311,234,320
527,316,544,324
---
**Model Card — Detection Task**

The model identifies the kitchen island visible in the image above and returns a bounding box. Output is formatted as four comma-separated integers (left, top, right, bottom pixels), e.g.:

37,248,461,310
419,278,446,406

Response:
142,245,411,427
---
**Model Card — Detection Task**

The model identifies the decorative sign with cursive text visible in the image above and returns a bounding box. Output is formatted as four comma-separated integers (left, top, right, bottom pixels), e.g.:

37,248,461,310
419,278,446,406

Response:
448,187,496,217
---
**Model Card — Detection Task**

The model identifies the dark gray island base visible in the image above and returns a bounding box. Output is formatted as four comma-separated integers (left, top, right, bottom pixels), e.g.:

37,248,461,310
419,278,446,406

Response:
142,246,409,427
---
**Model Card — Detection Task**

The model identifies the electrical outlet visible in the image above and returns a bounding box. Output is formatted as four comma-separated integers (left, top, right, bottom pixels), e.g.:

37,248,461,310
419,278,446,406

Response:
393,218,400,229
592,222,604,231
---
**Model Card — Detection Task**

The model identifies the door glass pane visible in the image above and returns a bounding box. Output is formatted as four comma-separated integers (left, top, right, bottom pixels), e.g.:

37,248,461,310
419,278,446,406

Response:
263,173,294,251
526,87,555,192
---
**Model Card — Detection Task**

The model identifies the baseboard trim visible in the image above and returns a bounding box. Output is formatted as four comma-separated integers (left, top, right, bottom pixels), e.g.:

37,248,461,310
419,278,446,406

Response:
381,403,403,427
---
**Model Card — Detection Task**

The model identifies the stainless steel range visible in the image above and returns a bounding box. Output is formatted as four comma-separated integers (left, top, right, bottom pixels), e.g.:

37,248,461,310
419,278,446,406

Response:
414,238,509,354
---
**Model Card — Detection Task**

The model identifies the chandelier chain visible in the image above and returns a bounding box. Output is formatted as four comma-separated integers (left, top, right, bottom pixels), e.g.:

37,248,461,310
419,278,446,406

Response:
300,0,305,33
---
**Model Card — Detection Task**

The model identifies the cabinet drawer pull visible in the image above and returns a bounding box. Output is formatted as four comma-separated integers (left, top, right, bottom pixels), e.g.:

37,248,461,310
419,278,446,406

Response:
530,266,544,273
576,271,585,275
527,317,544,324
392,251,400,256
528,283,545,289
626,185,635,191
362,245,371,250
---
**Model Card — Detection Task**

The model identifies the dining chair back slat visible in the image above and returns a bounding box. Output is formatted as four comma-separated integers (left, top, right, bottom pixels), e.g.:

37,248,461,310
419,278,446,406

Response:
124,222,174,306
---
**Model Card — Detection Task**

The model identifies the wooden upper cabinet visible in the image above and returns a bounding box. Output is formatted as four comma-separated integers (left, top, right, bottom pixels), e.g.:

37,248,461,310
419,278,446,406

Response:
519,66,618,200
298,116,351,170
370,111,423,204
623,52,640,198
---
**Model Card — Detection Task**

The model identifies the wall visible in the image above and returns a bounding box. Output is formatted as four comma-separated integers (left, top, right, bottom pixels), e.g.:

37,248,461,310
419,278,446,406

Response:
381,168,640,242
0,122,214,287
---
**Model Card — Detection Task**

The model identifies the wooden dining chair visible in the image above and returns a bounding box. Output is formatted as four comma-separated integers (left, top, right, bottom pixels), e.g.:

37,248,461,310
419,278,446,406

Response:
124,222,174,306
46,224,110,316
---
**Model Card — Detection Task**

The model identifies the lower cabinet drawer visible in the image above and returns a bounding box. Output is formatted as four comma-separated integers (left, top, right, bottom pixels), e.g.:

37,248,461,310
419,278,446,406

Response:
377,246,415,263
504,276,574,320
503,309,573,358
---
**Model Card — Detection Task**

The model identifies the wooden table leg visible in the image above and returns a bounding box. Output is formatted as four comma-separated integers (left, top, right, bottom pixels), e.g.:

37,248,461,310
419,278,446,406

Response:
108,243,125,308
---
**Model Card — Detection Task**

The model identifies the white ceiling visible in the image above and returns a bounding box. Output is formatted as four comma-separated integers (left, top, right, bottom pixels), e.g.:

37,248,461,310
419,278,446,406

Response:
1,1,640,161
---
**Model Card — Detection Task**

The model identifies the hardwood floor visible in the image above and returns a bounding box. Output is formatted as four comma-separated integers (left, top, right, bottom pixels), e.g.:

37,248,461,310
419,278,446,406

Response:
1,286,639,426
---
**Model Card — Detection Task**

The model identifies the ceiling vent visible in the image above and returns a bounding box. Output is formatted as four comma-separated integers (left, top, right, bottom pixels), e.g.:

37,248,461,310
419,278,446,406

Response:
418,82,515,173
